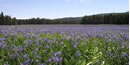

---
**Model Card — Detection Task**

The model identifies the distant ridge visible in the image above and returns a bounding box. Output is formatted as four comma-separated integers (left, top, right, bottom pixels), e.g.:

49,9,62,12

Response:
0,11,129,25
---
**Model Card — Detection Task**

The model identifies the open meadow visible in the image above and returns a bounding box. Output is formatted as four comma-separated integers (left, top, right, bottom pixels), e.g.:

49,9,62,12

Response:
0,25,129,65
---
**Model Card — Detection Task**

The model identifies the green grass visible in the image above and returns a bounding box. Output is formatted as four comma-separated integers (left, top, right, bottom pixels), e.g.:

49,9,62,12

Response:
0,33,129,65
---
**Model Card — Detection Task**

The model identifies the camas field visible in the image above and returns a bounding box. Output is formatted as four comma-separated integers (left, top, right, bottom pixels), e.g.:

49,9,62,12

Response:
0,25,129,65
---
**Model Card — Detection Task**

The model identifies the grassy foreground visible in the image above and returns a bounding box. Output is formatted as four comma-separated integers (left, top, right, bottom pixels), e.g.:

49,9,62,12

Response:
0,31,129,65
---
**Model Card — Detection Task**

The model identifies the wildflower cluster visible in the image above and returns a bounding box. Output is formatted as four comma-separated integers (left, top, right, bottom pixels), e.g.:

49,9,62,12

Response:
0,26,129,65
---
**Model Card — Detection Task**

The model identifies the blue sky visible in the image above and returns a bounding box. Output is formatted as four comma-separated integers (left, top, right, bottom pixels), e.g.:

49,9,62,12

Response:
0,0,129,19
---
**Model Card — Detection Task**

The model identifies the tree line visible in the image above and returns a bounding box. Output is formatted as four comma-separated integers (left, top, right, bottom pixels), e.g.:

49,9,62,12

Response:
0,12,129,25
81,12,129,24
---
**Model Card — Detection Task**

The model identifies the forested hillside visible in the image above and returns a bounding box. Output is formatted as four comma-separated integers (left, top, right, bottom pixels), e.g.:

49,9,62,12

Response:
0,12,129,25
81,12,129,24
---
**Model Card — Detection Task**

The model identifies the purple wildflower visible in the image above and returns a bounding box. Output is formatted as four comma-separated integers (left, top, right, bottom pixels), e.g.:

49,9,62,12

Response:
23,54,28,58
55,41,58,46
55,52,61,56
11,44,16,51
0,38,5,41
0,41,6,48
36,55,41,59
45,45,50,48
22,61,27,65
122,52,128,57
73,44,77,48
108,51,113,57
76,51,81,57
35,48,39,51
53,37,57,40
47,58,52,62
48,40,52,43
29,59,34,64
52,57,62,62
17,46,24,51
41,63,46,65
44,38,48,42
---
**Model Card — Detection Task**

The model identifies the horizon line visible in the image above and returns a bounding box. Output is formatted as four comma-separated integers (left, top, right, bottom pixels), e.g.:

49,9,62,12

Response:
1,11,128,20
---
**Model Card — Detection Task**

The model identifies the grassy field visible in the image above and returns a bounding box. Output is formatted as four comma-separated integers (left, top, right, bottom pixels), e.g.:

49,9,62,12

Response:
0,25,129,65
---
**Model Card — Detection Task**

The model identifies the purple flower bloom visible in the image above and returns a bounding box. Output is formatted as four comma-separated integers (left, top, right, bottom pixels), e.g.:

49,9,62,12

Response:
33,35,38,38
55,52,61,56
77,36,82,40
0,38,5,41
53,37,57,40
36,55,41,59
58,57,62,62
73,44,77,48
41,63,46,65
121,42,128,45
0,41,6,48
45,45,50,48
22,61,27,65
47,58,52,62
52,57,62,62
35,48,39,51
29,59,33,64
72,40,75,45
17,46,24,51
48,40,52,43
122,52,128,57
42,41,44,44
44,38,48,42
109,53,113,57
11,44,16,51
108,51,113,57
23,54,28,58
54,57,59,61
70,33,74,37
55,41,58,46
62,37,65,40
76,51,81,57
